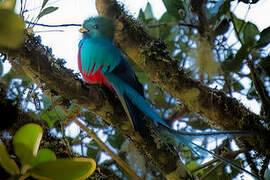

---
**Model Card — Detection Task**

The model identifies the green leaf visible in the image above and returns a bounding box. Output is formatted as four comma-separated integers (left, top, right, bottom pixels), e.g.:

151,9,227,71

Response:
137,8,145,22
186,161,198,169
162,0,184,19
37,6,58,19
260,56,270,77
0,0,16,10
159,12,177,39
216,0,231,17
187,161,203,175
41,94,52,110
232,80,244,91
243,22,259,46
0,141,19,175
232,16,259,46
34,149,56,166
87,141,100,159
257,26,270,47
144,2,155,20
0,9,24,48
233,16,245,39
247,84,259,100
41,0,49,9
31,158,96,180
13,123,43,166
41,106,65,127
222,45,248,72
214,17,230,36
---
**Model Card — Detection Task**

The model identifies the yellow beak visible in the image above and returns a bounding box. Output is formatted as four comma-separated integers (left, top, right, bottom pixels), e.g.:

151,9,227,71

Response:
79,27,88,33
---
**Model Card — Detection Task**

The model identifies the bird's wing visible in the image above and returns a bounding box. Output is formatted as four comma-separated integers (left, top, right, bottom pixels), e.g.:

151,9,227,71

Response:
79,37,169,132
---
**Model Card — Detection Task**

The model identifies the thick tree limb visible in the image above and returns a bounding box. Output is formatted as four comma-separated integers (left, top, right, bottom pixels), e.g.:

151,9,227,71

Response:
1,33,194,179
95,0,270,156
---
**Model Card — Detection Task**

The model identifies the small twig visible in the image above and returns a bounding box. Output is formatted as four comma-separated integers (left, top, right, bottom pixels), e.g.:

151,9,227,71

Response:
191,158,219,173
100,159,116,168
146,22,198,29
146,22,176,28
63,108,142,179
25,21,81,27
247,59,270,118
34,30,64,33
244,151,259,176
178,22,199,29
60,120,73,157
200,161,224,180
18,172,30,180
229,12,244,45
191,149,246,173
73,118,143,180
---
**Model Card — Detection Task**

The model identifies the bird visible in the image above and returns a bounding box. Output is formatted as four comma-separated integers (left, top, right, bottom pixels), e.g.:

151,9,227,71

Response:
77,15,252,137
77,16,259,178
78,16,170,137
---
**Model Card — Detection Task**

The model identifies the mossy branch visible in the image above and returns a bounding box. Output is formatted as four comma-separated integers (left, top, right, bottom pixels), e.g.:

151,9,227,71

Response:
1,32,193,179
95,0,270,156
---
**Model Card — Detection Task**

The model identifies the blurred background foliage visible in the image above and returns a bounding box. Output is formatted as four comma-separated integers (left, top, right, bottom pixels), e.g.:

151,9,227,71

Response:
1,0,270,179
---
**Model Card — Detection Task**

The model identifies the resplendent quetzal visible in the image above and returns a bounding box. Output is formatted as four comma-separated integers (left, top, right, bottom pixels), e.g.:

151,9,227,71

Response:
77,16,258,178
78,16,169,137
78,16,253,149
78,16,256,179
77,16,253,138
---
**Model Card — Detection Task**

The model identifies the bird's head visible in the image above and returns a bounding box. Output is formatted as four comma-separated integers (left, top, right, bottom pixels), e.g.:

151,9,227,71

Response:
79,16,115,40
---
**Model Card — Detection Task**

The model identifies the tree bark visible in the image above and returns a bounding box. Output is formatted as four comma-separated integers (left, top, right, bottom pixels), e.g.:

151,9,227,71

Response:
1,33,194,179
95,0,270,156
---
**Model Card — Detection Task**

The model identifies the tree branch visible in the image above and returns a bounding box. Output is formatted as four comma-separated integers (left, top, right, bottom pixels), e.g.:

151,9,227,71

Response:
72,115,143,180
247,59,270,118
1,33,193,179
95,0,270,156
25,21,81,28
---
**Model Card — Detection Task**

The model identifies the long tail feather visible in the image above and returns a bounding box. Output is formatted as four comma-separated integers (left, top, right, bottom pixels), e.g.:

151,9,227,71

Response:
121,81,169,128
117,92,147,137
190,142,262,179
159,127,261,179
169,129,255,137
106,74,169,128
108,74,260,179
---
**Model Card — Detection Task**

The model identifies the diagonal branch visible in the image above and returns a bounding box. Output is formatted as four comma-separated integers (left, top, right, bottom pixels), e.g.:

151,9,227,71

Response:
95,0,270,156
1,33,193,179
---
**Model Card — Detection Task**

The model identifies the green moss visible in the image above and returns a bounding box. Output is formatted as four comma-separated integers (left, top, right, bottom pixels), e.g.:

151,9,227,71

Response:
180,88,200,109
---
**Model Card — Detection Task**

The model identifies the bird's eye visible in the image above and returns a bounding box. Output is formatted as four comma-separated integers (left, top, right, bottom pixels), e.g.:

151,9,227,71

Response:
93,24,99,29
